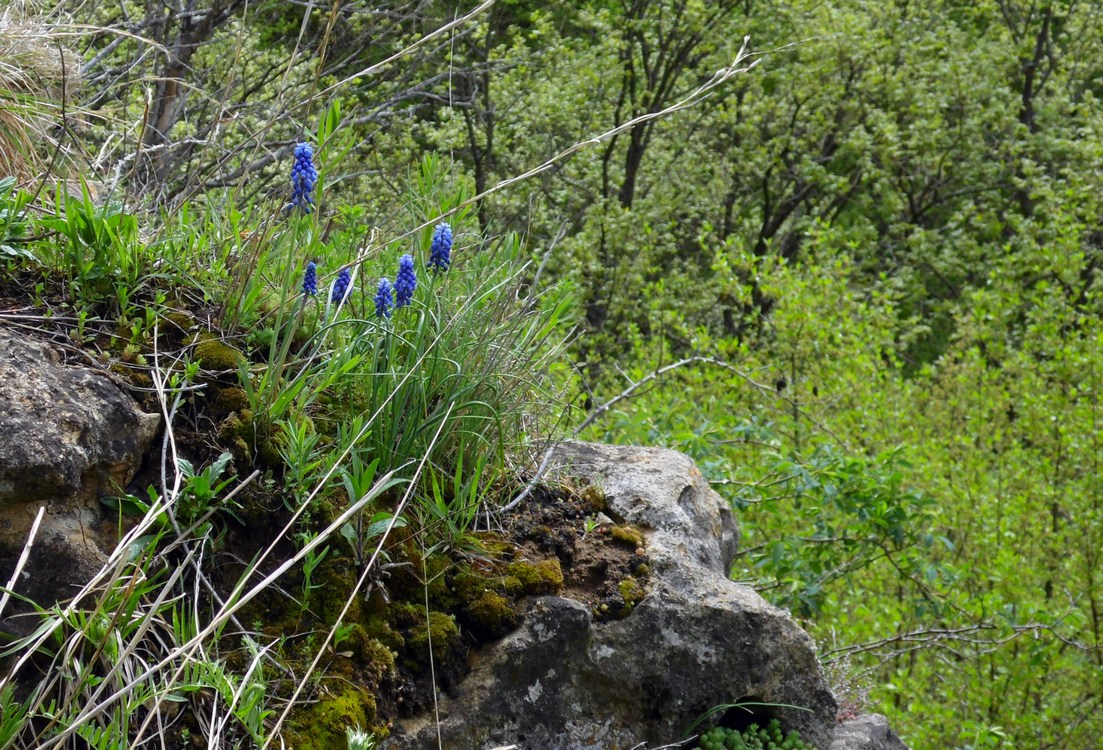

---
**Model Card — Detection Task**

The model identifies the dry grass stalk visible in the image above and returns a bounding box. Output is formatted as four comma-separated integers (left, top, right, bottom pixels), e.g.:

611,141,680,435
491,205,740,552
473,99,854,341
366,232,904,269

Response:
0,5,80,180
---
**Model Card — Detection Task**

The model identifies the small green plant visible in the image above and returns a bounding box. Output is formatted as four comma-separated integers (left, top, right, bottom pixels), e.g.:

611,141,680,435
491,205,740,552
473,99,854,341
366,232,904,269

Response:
0,684,29,746
39,183,144,311
176,451,240,526
419,450,495,555
295,531,332,616
0,176,32,261
696,719,811,750
337,450,408,566
346,724,377,750
279,416,326,508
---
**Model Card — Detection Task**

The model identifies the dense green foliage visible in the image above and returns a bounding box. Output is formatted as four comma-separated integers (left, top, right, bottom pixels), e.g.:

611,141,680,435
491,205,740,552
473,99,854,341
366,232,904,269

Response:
5,0,1103,746
697,719,812,750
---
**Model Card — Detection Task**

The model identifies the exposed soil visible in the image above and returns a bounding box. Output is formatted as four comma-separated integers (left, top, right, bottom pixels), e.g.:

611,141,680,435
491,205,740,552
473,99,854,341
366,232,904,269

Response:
506,483,652,620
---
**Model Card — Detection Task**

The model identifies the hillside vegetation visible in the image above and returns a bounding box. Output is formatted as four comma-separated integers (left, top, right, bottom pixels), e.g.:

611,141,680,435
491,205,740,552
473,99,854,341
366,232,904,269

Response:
2,1,1102,748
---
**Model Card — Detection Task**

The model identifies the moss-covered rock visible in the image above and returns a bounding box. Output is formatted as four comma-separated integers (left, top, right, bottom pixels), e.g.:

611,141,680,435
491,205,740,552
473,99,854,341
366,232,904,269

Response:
618,575,647,611
581,485,606,512
159,310,196,345
470,531,516,558
463,591,520,640
216,414,252,464
212,385,250,417
108,361,153,388
337,624,397,685
391,604,462,666
284,685,378,750
610,524,645,550
405,610,460,659
369,617,406,654
312,555,363,625
451,566,524,604
507,558,564,595
194,333,244,371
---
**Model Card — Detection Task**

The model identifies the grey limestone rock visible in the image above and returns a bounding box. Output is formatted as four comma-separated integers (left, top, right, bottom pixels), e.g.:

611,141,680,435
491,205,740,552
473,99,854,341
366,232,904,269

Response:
385,440,838,750
830,714,910,750
0,327,159,629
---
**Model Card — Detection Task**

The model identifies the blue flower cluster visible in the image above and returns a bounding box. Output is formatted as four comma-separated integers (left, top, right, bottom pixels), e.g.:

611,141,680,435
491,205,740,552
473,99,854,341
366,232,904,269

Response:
375,278,394,319
288,143,318,213
301,261,318,296
429,223,452,272
288,152,459,321
394,254,417,308
332,267,352,304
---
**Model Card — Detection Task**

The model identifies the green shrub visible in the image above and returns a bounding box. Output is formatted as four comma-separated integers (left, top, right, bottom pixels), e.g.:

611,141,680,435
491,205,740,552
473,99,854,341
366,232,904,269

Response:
696,719,811,750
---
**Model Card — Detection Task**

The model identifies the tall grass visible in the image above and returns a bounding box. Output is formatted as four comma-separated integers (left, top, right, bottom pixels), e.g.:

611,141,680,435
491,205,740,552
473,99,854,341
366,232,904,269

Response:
0,6,78,182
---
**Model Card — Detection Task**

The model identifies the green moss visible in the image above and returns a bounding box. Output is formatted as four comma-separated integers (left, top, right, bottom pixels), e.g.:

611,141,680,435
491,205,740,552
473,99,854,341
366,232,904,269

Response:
213,406,280,468
284,685,378,750
470,531,515,557
451,567,524,603
217,415,252,463
610,525,645,550
212,386,250,417
450,568,480,601
618,575,647,610
405,610,460,658
163,310,195,328
108,362,152,388
160,310,196,344
338,624,397,685
313,556,362,624
499,575,524,595
507,559,564,595
391,604,461,664
194,333,244,371
581,485,607,512
360,637,397,683
422,553,453,603
255,434,282,467
464,591,520,639
369,617,405,654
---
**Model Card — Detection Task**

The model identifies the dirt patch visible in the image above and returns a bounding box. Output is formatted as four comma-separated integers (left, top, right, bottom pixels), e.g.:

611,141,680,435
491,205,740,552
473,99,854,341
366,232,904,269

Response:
506,483,652,621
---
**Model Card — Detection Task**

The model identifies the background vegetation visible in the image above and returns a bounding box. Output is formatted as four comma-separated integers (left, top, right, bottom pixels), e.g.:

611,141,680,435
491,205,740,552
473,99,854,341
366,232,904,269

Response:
3,0,1103,747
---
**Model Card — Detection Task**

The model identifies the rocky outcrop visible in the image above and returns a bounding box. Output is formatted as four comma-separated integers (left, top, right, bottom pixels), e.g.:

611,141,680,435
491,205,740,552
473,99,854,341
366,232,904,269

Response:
385,441,839,750
831,714,910,750
0,327,158,630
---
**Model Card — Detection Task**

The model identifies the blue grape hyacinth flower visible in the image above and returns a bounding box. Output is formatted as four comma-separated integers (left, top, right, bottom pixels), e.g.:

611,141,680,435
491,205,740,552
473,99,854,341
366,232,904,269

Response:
301,261,318,296
394,253,417,308
375,277,394,319
331,267,352,304
288,143,318,213
428,222,452,272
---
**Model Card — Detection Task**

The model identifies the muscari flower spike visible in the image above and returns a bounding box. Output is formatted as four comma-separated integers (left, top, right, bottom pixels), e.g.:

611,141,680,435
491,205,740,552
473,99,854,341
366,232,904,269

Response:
394,253,417,308
288,142,318,213
301,261,318,296
428,222,452,272
375,277,394,319
331,267,352,304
